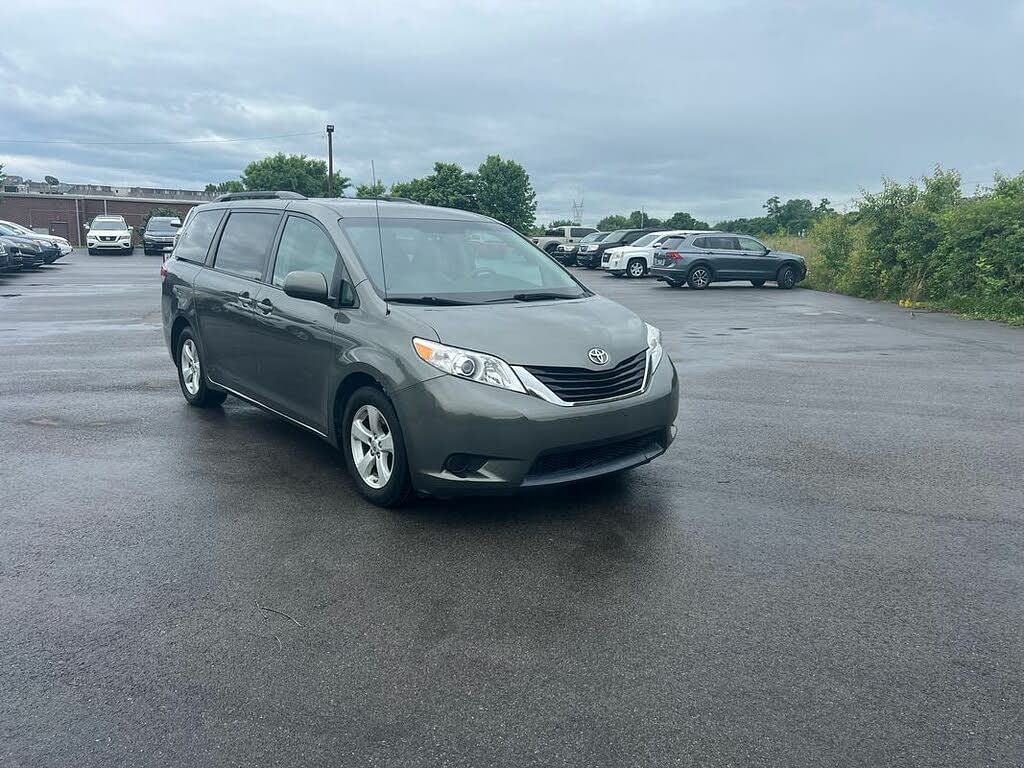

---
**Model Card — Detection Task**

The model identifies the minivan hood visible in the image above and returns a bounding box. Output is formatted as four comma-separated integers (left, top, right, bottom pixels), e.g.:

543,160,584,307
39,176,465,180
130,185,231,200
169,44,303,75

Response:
395,295,647,368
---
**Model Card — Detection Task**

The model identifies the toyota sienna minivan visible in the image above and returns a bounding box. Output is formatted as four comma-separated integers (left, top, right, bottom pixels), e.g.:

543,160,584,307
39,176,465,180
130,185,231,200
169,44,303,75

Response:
161,192,678,506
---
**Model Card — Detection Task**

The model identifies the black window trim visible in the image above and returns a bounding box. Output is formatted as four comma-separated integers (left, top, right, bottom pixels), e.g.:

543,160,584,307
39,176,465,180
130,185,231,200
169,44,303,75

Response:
208,208,284,283
266,212,355,308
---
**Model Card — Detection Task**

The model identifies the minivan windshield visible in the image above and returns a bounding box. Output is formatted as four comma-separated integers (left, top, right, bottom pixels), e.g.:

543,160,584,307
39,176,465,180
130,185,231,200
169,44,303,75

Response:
91,219,126,231
339,217,589,304
579,232,607,244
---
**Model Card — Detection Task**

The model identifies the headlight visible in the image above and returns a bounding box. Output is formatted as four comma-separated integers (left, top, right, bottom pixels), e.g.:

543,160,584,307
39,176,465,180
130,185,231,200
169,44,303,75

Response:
646,323,663,372
0,244,6,255
413,338,525,393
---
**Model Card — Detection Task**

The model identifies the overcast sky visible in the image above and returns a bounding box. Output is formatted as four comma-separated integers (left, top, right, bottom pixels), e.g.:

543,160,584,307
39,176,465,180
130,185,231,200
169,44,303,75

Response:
2,0,1022,224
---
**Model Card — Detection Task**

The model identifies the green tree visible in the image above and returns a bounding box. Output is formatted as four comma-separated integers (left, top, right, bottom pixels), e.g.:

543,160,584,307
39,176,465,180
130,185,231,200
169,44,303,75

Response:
355,181,387,198
475,155,537,233
204,180,244,195
240,153,350,197
391,162,478,211
662,211,711,230
596,214,630,231
546,219,577,229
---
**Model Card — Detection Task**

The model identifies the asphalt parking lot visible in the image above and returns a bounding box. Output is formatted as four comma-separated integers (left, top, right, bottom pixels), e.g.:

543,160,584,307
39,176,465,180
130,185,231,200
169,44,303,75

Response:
2,252,1022,767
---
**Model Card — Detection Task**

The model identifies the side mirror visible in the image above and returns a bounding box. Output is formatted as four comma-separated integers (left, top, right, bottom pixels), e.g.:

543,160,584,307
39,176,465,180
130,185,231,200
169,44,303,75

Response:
84,224,90,231
283,271,329,302
763,247,771,255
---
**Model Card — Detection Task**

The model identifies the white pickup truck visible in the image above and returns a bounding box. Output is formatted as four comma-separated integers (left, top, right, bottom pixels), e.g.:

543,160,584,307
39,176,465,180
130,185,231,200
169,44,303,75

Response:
531,225,598,254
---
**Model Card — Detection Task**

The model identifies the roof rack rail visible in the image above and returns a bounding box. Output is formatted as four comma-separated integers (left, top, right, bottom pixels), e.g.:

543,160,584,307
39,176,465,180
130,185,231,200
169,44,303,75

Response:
355,196,420,204
215,190,307,202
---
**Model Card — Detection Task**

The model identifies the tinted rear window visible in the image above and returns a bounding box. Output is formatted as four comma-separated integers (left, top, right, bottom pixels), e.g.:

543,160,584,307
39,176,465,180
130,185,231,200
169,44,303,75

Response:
213,212,279,279
659,236,685,249
173,209,223,264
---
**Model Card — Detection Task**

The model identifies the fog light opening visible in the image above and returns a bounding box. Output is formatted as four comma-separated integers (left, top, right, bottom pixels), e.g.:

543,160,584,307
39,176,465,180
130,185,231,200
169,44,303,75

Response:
444,453,488,477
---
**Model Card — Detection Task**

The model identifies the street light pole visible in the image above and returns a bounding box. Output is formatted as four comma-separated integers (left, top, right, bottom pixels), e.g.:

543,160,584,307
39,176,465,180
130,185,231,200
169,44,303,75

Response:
326,124,335,197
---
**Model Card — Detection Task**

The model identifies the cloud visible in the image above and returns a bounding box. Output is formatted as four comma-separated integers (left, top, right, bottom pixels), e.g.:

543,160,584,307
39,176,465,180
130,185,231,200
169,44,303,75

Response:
2,0,1022,223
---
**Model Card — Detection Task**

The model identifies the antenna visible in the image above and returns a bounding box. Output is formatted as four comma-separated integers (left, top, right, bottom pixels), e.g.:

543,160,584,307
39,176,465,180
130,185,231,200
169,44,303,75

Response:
374,197,390,316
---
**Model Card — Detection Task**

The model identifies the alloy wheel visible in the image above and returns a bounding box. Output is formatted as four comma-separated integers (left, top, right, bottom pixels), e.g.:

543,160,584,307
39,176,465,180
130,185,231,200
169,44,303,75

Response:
180,339,201,396
691,267,710,288
350,404,395,489
628,261,645,278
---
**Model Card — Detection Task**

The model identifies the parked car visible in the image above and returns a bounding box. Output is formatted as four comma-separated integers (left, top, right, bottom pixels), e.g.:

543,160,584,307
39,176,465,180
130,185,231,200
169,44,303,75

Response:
86,215,134,254
603,230,717,278
575,227,664,268
555,231,608,266
0,234,44,269
0,221,62,264
162,192,678,507
650,232,806,289
531,225,598,255
0,240,14,272
0,219,72,259
143,216,181,255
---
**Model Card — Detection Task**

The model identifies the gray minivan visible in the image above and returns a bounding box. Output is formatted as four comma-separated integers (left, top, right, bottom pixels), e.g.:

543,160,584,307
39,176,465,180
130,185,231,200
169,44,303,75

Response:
161,192,678,506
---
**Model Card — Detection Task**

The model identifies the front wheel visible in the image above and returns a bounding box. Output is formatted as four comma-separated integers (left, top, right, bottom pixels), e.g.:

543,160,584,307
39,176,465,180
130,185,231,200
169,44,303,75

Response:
776,265,797,289
750,279,766,288
342,387,411,507
627,259,647,278
176,329,227,407
687,265,711,290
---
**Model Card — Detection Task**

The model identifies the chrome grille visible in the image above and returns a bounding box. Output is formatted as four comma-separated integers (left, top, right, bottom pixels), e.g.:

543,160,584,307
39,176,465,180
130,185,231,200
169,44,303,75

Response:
524,350,647,404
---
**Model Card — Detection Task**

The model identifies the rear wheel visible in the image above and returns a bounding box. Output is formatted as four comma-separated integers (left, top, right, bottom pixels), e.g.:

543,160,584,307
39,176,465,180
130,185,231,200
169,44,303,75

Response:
627,259,647,279
687,265,711,290
776,264,797,289
176,329,227,407
750,279,766,288
342,387,411,507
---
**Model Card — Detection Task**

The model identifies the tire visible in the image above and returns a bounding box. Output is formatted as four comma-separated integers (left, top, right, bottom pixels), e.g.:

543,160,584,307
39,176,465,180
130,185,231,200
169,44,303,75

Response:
175,328,227,407
776,264,797,289
626,259,647,279
125,246,134,255
687,265,712,290
342,386,412,507
750,279,766,288
88,248,96,255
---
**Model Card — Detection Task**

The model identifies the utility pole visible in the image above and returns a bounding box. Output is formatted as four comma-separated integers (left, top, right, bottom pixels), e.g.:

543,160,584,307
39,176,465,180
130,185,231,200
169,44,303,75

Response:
326,124,335,196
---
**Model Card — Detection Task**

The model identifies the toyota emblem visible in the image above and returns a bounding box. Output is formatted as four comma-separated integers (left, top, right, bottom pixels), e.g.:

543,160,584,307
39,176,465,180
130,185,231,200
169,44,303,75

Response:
588,348,610,365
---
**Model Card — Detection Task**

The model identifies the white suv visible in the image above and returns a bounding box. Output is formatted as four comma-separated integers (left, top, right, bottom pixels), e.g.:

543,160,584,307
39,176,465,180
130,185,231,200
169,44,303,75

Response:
87,215,134,254
604,229,716,278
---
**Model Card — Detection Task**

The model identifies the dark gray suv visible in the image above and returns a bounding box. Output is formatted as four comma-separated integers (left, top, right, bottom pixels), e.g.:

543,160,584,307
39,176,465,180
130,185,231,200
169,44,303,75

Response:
650,233,807,289
161,192,678,506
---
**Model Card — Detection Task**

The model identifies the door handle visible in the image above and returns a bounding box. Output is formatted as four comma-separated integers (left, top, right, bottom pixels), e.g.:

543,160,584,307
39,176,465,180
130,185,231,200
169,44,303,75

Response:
237,290,254,308
256,298,274,315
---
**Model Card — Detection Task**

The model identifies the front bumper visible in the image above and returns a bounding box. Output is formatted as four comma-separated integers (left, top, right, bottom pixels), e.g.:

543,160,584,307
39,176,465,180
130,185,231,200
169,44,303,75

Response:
88,238,132,250
391,357,679,496
576,250,603,267
144,238,176,252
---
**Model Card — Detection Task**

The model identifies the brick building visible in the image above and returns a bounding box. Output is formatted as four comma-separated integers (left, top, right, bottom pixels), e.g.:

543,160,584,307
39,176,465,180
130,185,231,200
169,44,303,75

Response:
0,192,209,246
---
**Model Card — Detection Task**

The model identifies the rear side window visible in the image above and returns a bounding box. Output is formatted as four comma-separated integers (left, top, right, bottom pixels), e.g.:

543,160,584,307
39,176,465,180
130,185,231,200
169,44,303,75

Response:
660,236,685,250
692,237,709,248
570,227,592,238
545,228,565,237
707,236,740,250
272,216,338,289
213,212,280,280
173,209,223,264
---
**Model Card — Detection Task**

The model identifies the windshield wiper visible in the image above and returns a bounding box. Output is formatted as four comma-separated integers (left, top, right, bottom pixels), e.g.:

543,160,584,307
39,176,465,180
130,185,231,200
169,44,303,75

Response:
498,292,582,302
388,296,476,306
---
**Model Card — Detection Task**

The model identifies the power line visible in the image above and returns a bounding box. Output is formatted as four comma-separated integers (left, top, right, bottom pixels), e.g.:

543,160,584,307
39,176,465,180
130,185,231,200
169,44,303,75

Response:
0,131,322,147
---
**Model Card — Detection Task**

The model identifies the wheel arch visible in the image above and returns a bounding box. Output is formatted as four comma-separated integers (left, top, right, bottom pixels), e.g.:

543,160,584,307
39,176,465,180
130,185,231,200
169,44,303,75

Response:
332,368,389,444
170,316,191,363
